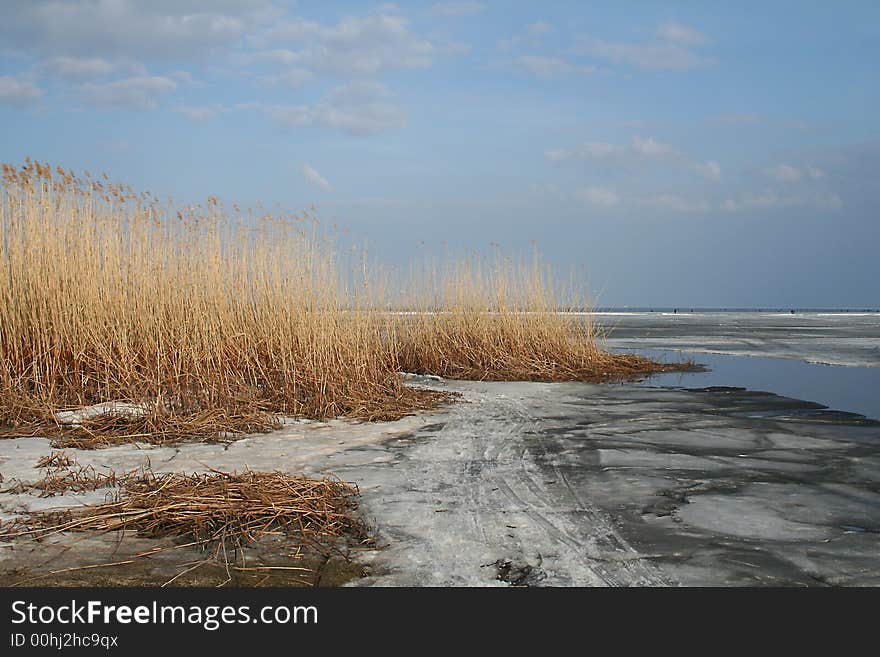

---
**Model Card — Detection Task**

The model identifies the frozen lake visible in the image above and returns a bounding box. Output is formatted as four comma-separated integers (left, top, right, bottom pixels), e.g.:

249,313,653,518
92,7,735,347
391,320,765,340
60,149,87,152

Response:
599,310,880,367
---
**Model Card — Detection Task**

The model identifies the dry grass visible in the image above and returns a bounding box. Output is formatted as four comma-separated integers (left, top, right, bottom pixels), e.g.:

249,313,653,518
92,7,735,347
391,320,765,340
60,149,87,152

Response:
4,464,135,497
0,470,365,585
35,450,74,471
0,159,441,440
1,449,136,496
392,254,678,381
2,471,361,545
0,159,680,443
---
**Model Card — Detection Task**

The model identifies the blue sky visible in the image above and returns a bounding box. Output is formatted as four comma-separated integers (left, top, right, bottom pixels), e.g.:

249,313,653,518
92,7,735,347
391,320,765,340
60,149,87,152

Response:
1,1,878,307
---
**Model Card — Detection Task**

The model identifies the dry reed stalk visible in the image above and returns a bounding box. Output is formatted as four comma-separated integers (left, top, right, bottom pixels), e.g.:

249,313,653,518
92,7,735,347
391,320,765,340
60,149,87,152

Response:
0,159,680,444
3,464,140,497
1,471,364,555
35,450,74,470
0,160,442,440
392,253,684,382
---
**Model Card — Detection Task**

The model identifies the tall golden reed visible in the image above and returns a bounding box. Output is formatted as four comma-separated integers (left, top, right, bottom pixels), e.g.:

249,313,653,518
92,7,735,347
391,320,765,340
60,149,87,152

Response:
0,160,667,441
392,252,659,381
0,159,433,437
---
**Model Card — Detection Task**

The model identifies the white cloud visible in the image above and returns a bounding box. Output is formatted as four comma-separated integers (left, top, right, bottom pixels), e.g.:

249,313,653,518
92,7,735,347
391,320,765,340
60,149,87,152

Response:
763,163,802,182
266,68,313,89
260,14,436,77
325,80,391,104
721,190,843,211
527,21,553,38
693,160,721,181
498,20,555,52
173,105,222,121
529,182,560,195
0,1,271,60
547,136,677,162
430,2,486,16
243,49,302,66
168,70,193,84
0,75,42,106
316,100,405,136
316,80,404,135
267,104,312,127
575,186,619,206
515,55,596,78
710,114,809,131
574,35,714,70
42,55,145,80
79,75,177,110
641,193,710,213
762,163,825,183
546,143,616,161
300,163,333,191
656,21,708,46
267,81,405,136
631,135,677,157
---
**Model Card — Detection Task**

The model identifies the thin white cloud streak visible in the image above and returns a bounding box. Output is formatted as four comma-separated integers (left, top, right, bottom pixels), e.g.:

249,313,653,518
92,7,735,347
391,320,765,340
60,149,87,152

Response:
575,186,619,206
300,163,333,191
79,75,177,110
514,55,596,78
693,160,722,181
655,21,709,46
762,163,825,182
574,33,714,70
41,55,146,80
259,14,436,77
0,75,42,106
267,81,405,136
721,191,843,211
546,136,678,162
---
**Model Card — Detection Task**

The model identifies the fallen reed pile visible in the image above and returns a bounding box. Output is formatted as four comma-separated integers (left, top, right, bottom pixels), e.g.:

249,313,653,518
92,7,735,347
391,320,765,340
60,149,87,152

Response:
2,470,363,552
2,460,137,497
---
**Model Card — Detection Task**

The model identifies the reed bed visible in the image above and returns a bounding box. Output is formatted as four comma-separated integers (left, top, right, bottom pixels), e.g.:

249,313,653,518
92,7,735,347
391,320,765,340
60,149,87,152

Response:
392,254,674,381
0,159,677,443
0,159,440,440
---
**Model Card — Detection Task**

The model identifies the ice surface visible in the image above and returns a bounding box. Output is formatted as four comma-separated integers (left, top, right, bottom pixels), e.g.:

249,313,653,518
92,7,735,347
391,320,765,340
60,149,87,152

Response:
600,311,880,367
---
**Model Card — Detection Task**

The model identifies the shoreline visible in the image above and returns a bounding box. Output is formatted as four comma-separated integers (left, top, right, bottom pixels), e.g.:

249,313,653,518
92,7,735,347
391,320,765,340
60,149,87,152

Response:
2,374,878,587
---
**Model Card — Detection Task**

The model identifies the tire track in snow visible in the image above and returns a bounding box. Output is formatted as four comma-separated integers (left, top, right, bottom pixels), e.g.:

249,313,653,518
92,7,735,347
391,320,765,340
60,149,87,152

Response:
352,380,669,586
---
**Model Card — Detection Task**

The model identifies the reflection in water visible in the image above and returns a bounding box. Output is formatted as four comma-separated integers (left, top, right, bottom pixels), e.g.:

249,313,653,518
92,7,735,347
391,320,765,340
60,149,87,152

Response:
632,350,880,421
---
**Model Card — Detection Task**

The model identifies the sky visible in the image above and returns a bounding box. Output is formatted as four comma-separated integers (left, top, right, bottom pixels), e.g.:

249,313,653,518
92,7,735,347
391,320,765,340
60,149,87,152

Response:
1,1,878,307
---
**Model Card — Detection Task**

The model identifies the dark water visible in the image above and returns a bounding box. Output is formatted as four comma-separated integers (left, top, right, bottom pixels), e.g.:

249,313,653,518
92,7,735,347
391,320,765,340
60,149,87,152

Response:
634,349,880,421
